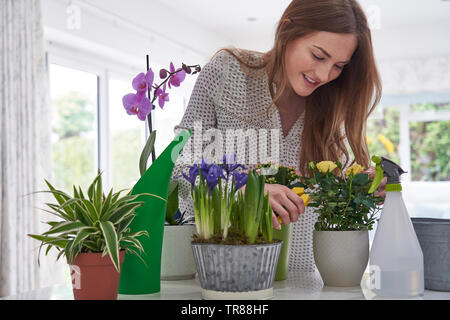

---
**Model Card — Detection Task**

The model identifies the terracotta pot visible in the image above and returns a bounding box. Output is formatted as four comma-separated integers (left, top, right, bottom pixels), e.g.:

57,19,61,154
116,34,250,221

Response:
69,250,125,300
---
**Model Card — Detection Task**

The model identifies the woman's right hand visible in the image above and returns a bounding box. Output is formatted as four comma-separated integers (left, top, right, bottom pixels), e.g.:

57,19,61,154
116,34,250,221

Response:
264,184,305,230
240,177,305,230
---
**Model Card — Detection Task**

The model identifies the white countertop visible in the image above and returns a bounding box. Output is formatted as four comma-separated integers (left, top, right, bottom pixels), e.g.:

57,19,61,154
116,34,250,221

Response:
2,272,449,300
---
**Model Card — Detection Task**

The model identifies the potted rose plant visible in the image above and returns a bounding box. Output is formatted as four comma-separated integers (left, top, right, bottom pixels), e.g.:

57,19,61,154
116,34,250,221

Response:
299,160,383,287
184,156,282,300
28,170,160,300
160,180,196,280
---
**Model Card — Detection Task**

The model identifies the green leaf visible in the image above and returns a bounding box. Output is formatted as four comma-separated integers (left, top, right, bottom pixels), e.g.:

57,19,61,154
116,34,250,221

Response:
94,169,103,215
353,173,369,186
108,202,143,225
99,221,120,271
165,181,179,225
72,228,97,250
28,234,70,249
139,130,157,176
43,221,86,236
81,199,99,222
100,189,113,220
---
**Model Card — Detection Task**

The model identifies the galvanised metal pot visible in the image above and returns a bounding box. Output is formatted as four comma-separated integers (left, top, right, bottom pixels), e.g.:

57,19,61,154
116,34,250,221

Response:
191,241,282,300
412,218,450,291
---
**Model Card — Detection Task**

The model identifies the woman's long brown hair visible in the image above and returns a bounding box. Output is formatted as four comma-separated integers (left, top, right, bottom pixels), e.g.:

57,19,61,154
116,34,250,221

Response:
212,0,382,175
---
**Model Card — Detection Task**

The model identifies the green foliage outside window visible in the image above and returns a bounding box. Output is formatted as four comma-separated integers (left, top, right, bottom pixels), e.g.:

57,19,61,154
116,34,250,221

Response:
52,91,96,193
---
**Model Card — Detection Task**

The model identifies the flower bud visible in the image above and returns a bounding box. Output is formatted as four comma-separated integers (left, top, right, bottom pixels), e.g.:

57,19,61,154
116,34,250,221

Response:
159,69,167,79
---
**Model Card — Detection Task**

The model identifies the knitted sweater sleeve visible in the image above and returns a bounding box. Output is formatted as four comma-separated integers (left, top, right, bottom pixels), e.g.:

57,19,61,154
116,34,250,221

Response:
169,51,229,219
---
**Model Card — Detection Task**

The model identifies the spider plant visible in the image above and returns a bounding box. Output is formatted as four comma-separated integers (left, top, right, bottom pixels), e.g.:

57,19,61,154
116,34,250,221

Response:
28,170,165,271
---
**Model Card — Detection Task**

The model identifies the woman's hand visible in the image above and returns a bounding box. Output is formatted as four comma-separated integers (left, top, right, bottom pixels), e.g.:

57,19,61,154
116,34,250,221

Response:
239,183,305,229
265,184,305,230
363,166,387,201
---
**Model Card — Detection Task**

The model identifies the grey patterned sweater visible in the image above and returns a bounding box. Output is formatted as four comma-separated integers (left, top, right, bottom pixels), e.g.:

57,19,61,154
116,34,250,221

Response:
170,49,322,274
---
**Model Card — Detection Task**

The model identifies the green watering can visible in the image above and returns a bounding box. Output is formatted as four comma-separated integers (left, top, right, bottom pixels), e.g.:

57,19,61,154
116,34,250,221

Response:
118,129,192,295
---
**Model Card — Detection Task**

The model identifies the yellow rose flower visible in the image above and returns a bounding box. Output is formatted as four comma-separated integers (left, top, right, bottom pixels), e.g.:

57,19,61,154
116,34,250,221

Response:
300,194,310,206
292,187,304,196
345,163,365,176
316,161,337,174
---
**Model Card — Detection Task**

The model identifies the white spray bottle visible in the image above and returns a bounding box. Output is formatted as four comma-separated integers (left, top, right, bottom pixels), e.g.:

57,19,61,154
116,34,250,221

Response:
368,156,424,298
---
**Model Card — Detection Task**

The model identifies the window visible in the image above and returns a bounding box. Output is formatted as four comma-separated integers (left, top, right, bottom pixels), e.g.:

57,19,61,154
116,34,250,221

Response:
409,103,450,182
365,100,450,220
366,106,400,165
49,64,98,193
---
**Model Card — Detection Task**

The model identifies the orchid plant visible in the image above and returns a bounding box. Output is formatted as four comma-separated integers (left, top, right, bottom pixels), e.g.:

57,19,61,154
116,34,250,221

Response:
183,155,274,244
122,61,201,176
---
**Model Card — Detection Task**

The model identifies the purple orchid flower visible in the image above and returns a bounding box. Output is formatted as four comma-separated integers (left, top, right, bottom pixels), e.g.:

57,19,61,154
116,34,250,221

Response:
181,163,199,187
122,92,151,121
132,69,154,93
232,171,248,190
168,62,186,89
157,83,169,109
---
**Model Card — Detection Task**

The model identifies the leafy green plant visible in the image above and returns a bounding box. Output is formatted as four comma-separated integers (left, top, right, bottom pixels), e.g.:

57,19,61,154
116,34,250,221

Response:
298,161,383,231
230,170,273,244
28,170,164,271
182,156,273,244
255,162,302,188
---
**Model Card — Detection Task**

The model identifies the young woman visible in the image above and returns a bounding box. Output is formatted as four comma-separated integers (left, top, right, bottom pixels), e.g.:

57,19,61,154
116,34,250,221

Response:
171,0,386,274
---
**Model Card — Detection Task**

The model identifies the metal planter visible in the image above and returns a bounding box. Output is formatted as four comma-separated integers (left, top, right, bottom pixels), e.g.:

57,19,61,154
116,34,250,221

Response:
191,241,282,300
412,218,450,291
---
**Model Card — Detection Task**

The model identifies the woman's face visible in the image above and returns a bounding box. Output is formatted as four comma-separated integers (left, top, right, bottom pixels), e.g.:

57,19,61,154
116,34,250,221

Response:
284,31,358,96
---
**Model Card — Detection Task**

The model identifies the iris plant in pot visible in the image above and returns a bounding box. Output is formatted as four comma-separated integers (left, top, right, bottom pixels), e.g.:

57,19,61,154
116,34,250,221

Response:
298,160,383,287
28,170,160,300
160,180,196,280
183,155,282,300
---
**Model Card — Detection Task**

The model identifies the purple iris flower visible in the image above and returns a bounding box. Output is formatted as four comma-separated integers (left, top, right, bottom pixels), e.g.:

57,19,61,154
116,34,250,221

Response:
222,154,245,179
206,164,221,190
132,69,154,93
122,92,151,121
168,62,186,89
199,159,211,178
157,83,169,109
181,163,199,187
232,171,248,190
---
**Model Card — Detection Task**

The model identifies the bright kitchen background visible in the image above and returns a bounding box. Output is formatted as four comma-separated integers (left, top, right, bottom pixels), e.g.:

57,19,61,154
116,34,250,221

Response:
41,0,449,285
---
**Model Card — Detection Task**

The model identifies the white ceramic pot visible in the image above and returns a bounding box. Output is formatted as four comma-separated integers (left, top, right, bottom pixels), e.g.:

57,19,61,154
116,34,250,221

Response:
161,224,196,280
313,230,369,287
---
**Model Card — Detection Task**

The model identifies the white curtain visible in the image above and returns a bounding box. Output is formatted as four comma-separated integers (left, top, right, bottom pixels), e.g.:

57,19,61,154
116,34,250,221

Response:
0,0,62,297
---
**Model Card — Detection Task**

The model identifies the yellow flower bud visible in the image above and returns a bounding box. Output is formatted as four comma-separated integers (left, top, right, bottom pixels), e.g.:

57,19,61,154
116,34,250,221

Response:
345,163,365,176
292,187,304,196
316,161,337,174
